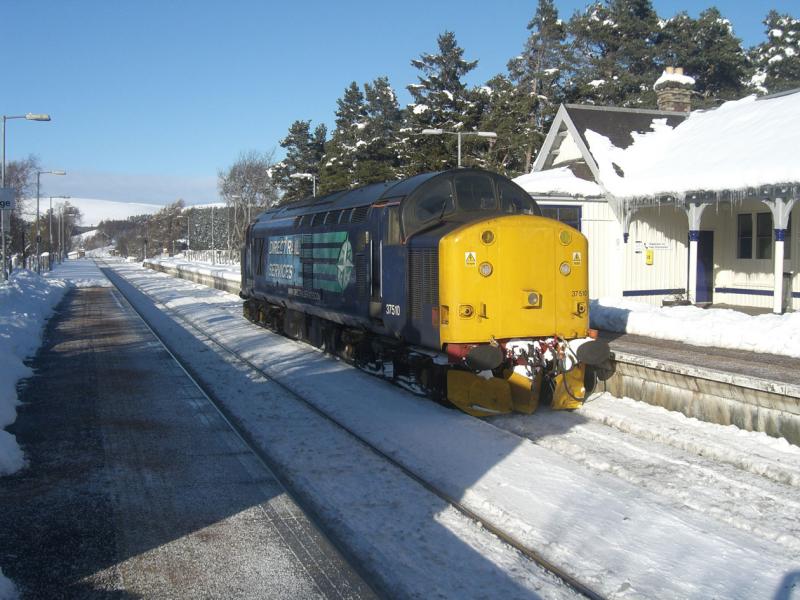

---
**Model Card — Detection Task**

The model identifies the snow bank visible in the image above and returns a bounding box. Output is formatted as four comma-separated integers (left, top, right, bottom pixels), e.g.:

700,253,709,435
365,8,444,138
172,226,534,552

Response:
591,297,800,357
0,271,70,475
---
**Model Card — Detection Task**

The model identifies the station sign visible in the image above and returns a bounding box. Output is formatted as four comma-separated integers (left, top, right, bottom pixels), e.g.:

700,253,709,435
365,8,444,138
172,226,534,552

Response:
0,188,15,211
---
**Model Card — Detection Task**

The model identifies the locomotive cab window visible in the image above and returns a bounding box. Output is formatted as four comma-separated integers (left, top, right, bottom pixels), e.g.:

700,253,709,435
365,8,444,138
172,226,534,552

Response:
455,174,496,211
403,177,454,239
499,179,538,215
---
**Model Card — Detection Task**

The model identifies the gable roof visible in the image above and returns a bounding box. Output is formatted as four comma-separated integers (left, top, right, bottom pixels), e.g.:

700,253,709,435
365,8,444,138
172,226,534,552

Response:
522,91,800,204
564,105,686,152
587,90,800,200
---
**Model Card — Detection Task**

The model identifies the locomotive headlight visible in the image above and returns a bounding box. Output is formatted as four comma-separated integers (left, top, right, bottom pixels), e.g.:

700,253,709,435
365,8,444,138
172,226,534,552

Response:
559,262,571,276
481,230,495,245
479,261,493,277
528,292,540,306
559,230,572,245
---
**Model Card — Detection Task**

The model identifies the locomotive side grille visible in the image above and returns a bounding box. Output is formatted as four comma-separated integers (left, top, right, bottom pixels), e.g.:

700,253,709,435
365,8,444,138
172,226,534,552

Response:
311,213,324,227
324,210,340,225
409,248,438,320
293,216,303,228
350,205,370,224
355,253,368,297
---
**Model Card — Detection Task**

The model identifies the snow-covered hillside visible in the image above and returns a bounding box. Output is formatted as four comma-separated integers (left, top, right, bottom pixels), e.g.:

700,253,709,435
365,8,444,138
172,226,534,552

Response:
49,197,162,227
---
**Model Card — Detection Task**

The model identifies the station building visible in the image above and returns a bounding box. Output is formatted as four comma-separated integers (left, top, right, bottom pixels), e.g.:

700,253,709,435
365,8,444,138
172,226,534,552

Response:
514,70,800,314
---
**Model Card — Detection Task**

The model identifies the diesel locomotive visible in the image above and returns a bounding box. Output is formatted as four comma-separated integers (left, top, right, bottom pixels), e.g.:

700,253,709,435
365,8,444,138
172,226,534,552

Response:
240,168,610,416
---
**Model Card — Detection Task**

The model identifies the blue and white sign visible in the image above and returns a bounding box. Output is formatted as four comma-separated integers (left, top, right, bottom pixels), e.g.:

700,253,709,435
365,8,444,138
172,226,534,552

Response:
0,188,15,211
266,234,303,286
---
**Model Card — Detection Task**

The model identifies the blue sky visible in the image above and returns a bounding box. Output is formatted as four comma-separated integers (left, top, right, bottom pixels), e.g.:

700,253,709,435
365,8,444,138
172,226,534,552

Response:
3,0,795,204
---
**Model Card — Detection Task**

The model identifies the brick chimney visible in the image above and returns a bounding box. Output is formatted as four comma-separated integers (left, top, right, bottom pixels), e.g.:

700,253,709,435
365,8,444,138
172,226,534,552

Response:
654,67,694,113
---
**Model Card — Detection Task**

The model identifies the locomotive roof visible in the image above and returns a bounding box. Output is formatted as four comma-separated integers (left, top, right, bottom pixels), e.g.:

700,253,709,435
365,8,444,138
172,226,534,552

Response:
257,171,450,221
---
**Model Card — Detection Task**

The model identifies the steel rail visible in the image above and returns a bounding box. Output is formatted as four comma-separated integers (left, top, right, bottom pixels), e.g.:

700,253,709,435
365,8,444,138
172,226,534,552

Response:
99,263,379,600
100,260,605,600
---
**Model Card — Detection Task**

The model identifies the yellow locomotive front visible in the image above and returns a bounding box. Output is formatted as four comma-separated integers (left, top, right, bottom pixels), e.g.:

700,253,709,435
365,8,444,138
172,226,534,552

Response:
437,215,600,416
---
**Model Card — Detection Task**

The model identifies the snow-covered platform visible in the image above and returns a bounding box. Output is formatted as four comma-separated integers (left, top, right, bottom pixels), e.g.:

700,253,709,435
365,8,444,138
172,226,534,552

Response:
604,331,800,445
0,274,373,598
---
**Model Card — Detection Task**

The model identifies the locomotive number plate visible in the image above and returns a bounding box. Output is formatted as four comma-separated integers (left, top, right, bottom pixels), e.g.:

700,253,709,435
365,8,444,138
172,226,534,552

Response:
385,304,401,316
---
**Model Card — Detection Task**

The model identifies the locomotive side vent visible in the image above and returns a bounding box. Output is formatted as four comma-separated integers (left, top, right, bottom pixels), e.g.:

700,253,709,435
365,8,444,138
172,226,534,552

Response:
324,210,340,225
311,213,324,227
293,215,303,228
356,254,369,297
350,205,370,224
408,248,439,320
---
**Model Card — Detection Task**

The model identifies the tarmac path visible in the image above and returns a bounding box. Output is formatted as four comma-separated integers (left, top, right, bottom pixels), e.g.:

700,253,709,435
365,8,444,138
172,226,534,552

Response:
0,286,373,599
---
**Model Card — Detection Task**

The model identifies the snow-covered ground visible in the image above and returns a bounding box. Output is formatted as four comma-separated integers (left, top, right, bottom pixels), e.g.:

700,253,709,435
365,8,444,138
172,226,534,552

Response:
591,297,800,358
104,259,800,598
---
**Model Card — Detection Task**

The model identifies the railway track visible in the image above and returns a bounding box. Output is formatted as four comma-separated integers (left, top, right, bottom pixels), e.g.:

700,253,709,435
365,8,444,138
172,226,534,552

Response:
98,260,605,600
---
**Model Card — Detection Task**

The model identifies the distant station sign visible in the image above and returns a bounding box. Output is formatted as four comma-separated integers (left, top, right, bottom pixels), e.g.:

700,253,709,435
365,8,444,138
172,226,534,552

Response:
0,187,15,211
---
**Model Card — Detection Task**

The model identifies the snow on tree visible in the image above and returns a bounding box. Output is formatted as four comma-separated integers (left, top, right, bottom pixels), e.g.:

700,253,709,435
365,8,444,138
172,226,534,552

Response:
504,0,574,173
218,150,279,248
569,0,661,107
319,82,368,194
751,11,800,94
403,31,479,173
270,120,326,203
658,9,751,106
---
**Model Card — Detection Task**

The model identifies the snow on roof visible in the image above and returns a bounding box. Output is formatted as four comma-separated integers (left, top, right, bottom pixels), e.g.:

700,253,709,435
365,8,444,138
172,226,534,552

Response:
514,166,603,197
584,91,800,199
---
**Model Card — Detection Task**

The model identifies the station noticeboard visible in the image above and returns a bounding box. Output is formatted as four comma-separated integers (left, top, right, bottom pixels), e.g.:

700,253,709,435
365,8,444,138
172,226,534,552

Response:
0,187,15,211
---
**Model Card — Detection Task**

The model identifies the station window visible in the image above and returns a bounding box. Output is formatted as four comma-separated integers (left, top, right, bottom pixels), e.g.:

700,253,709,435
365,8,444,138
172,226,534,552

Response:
756,212,772,260
541,205,582,232
736,214,752,259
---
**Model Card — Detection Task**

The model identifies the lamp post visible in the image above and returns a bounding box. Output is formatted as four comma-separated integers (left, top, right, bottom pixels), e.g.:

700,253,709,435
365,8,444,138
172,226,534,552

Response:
48,195,69,267
420,128,497,168
290,172,317,197
1,113,51,280
36,169,66,273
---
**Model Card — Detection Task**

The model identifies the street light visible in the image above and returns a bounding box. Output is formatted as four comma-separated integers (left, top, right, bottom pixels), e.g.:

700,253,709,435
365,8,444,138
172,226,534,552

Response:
290,172,317,197
420,128,497,168
48,195,70,267
1,112,52,280
36,169,66,273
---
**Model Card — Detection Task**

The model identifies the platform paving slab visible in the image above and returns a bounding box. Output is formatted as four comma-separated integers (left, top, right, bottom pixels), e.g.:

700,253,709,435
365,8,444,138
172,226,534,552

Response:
0,286,373,599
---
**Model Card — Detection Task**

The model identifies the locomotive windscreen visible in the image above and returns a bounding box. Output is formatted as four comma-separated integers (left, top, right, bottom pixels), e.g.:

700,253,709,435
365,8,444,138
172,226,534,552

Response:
401,171,540,239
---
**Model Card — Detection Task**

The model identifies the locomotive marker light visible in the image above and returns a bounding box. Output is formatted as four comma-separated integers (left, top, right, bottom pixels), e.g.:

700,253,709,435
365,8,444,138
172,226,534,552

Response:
2,113,52,281
420,129,497,168
479,261,493,277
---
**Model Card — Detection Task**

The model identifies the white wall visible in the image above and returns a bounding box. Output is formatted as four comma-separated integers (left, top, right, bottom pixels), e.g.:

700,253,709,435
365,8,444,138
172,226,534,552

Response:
706,200,799,310
623,206,689,306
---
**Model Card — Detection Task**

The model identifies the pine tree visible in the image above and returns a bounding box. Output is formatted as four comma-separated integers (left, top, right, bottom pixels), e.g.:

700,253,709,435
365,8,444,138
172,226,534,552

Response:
403,31,479,173
476,75,532,176
750,10,800,94
358,77,403,183
658,9,751,106
270,120,327,203
506,0,573,172
319,82,368,194
569,0,661,107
